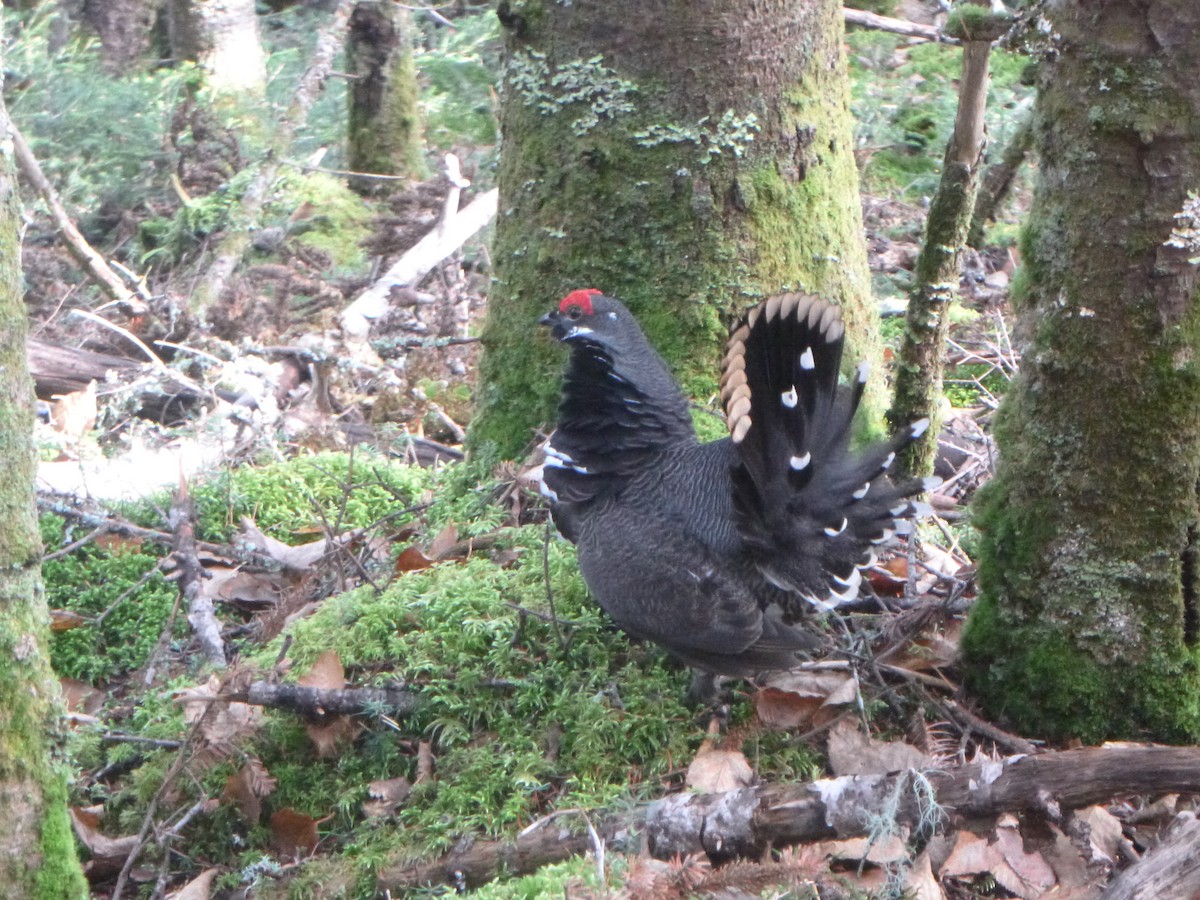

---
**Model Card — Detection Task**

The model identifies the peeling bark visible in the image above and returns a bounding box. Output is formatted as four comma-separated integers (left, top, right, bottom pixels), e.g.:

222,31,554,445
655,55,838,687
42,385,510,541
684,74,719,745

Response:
377,746,1200,893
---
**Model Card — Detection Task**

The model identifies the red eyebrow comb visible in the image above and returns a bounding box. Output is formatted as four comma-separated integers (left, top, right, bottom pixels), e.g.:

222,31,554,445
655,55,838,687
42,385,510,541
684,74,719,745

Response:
559,288,602,315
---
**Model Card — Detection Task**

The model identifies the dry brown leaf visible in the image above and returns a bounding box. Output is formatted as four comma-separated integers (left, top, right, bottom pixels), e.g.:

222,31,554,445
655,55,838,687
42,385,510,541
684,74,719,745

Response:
904,849,947,900
993,821,1057,898
50,609,90,633
239,517,329,571
173,676,263,750
1037,823,1095,893
363,776,412,818
940,829,1001,877
820,831,910,865
395,545,434,572
166,867,219,900
760,667,855,700
685,747,754,793
297,650,345,691
202,566,282,608
867,556,909,595
50,381,97,441
306,716,362,759
60,677,104,715
70,805,138,862
221,758,277,824
426,522,459,560
270,807,321,859
826,719,934,777
1072,805,1124,865
753,687,827,731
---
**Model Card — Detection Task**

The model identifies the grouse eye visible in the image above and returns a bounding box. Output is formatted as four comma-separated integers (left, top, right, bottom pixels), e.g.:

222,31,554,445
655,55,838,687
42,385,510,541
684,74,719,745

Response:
566,305,583,320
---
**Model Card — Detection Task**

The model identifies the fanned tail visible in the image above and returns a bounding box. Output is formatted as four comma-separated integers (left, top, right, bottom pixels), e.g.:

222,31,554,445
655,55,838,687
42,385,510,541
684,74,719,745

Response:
721,293,936,610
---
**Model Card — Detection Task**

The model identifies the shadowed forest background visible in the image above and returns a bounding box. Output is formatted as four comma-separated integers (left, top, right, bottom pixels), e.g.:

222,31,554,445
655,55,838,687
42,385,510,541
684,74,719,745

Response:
2,0,1200,897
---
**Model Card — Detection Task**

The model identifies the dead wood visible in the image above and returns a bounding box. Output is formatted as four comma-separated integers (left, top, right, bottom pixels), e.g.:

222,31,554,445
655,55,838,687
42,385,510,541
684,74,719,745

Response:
235,681,421,720
340,183,499,338
843,7,954,42
1102,812,1200,900
887,31,993,478
10,119,150,315
27,336,212,422
377,745,1200,893
169,477,226,667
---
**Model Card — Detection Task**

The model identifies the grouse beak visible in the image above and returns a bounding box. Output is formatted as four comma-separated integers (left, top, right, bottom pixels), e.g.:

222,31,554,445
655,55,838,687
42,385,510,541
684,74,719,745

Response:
540,309,570,341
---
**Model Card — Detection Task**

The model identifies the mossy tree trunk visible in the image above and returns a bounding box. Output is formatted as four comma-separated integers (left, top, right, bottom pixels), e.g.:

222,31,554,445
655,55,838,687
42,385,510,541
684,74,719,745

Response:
346,1,425,193
167,0,267,95
471,0,880,457
962,0,1200,741
0,74,89,897
888,12,1006,479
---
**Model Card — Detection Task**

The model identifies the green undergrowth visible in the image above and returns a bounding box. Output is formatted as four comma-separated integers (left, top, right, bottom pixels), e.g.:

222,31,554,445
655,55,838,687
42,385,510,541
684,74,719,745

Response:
47,452,826,894
264,524,697,853
848,30,1030,201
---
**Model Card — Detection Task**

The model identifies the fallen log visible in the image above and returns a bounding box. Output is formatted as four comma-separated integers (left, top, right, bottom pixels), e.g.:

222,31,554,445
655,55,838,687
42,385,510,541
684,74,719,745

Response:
27,337,211,422
377,745,1200,893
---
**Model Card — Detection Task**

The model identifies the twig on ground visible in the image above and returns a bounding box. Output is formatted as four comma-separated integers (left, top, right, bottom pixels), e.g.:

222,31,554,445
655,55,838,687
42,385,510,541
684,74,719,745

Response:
9,118,150,314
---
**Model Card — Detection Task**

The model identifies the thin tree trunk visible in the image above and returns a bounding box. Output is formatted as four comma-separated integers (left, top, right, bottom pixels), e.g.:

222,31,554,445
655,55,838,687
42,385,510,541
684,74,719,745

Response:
346,1,425,192
888,12,1003,479
963,0,1200,741
967,103,1033,249
471,0,883,457
167,0,267,95
0,62,88,896
82,0,165,73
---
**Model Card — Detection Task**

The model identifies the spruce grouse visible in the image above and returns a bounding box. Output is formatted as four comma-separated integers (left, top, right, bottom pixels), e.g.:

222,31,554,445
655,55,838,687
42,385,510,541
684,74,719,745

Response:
539,289,934,677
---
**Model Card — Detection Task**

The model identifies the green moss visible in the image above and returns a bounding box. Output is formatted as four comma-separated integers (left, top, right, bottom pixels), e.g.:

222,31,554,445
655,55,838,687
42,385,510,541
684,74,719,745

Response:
33,774,88,900
188,450,431,543
268,172,374,272
963,594,1200,741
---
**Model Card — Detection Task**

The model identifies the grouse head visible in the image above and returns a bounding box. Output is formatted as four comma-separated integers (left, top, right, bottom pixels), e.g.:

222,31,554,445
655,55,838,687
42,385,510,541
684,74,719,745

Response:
539,288,653,352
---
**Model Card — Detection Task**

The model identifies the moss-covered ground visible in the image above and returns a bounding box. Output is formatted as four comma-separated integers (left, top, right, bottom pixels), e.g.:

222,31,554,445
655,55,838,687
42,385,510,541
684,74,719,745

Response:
46,452,828,896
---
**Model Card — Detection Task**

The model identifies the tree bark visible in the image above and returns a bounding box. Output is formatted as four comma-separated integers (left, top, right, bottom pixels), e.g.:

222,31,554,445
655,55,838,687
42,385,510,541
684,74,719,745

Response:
82,0,166,73
0,65,89,896
470,0,882,457
190,0,354,313
888,11,1004,479
963,0,1200,741
346,1,425,192
167,0,267,95
377,745,1200,893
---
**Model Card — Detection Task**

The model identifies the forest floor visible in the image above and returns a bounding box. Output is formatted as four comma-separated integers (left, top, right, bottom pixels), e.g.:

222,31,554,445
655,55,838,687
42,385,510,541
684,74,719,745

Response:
14,4,1200,899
